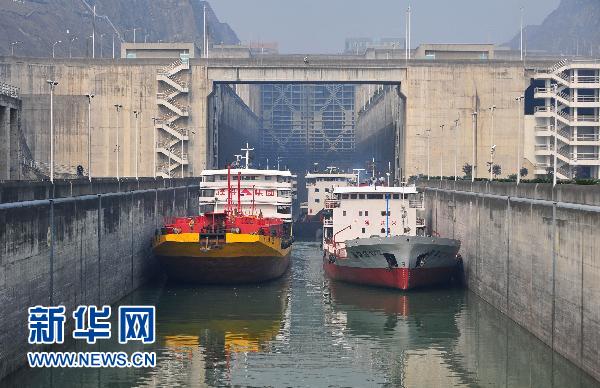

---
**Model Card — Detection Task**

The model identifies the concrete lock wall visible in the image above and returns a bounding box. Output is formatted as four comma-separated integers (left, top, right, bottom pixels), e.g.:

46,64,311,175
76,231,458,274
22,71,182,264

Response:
419,180,600,381
0,178,199,379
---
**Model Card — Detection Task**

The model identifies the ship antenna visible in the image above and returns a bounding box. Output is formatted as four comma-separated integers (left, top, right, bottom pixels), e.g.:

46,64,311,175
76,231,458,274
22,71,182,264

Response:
237,171,242,214
227,164,232,214
241,143,254,169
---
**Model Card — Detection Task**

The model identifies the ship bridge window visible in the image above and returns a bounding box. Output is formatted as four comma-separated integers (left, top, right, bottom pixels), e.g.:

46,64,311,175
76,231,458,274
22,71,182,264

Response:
315,188,320,192
203,175,215,182
277,206,291,214
381,211,391,216
367,194,384,199
315,198,320,203
359,194,365,199
265,176,272,180
393,194,400,199
200,189,215,197
350,194,357,199
342,194,349,199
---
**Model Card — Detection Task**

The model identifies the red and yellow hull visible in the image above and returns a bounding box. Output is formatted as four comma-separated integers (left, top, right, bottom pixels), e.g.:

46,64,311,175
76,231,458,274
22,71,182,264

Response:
153,233,291,284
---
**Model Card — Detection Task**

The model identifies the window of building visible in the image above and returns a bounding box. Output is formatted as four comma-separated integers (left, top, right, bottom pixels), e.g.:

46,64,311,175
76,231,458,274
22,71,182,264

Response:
381,211,391,216
325,188,330,193
362,228,366,234
315,198,320,203
343,211,346,216
315,188,320,192
365,211,369,216
359,211,363,216
381,228,386,234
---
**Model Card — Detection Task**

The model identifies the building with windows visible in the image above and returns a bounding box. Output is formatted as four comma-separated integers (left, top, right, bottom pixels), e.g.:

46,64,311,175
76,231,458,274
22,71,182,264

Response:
533,60,600,179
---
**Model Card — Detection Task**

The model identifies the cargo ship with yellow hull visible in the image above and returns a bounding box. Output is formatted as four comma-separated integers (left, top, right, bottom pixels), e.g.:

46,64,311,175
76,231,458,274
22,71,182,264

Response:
153,144,294,284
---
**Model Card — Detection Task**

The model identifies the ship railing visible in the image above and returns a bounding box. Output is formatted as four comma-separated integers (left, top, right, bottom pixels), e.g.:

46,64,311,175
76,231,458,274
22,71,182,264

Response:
324,199,340,209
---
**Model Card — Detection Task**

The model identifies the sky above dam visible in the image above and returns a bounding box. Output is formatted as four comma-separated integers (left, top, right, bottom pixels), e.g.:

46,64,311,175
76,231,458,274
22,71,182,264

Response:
211,0,561,53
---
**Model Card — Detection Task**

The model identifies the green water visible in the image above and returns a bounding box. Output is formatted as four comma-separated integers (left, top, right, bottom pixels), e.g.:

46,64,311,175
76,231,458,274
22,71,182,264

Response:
4,242,599,387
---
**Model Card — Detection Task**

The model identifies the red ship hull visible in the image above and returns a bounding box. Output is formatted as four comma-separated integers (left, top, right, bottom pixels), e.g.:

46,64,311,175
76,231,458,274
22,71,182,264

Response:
323,261,455,290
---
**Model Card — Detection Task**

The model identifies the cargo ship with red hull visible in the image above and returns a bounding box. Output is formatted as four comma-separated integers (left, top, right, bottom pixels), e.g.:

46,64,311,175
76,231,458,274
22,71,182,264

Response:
322,185,461,290
153,144,294,284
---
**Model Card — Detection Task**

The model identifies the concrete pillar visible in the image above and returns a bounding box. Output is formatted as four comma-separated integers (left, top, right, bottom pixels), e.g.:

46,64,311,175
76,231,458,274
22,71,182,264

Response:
0,106,9,179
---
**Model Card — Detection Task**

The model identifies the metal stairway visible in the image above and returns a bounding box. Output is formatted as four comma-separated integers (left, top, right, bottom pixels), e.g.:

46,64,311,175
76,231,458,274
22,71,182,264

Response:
155,58,191,178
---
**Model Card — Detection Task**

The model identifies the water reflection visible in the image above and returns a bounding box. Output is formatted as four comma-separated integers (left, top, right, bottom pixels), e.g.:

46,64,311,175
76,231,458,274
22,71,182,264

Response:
2,243,599,387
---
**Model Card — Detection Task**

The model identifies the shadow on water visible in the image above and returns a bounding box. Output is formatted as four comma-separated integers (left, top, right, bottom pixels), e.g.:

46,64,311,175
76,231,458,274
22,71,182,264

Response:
3,242,599,387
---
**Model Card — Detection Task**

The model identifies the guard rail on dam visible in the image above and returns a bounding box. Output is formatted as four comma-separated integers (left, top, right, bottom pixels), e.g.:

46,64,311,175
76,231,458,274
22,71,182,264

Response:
0,177,200,379
418,180,600,381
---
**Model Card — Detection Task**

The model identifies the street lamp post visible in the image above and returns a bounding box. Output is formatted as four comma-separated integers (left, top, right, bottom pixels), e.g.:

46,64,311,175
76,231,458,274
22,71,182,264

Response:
471,111,478,182
85,93,94,181
114,104,123,179
52,40,62,58
439,124,445,180
133,110,139,179
454,118,460,181
515,95,524,184
489,105,496,180
99,33,105,58
47,80,59,182
553,84,558,186
151,117,158,178
69,36,77,58
10,41,21,56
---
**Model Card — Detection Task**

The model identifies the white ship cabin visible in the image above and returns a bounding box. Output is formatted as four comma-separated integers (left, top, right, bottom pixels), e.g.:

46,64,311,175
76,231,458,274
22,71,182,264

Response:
323,185,425,243
305,171,356,216
199,168,294,222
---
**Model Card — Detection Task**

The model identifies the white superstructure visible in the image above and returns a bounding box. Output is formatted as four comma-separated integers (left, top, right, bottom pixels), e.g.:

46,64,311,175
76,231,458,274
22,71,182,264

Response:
199,144,293,221
533,60,600,179
305,170,356,216
322,185,425,244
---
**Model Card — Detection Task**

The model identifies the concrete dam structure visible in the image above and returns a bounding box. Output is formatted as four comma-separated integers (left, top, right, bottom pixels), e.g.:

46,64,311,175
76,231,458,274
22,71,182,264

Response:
0,55,553,181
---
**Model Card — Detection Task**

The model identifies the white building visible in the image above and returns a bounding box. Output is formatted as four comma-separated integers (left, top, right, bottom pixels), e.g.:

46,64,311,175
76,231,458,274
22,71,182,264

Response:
199,168,294,222
533,60,600,179
304,171,356,216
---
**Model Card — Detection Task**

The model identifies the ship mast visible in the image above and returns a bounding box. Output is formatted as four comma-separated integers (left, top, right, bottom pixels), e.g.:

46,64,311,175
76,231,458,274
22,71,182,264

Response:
241,143,254,169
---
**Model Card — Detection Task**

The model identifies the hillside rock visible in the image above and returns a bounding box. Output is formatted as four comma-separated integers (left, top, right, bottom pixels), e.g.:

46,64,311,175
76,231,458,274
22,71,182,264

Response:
0,0,239,58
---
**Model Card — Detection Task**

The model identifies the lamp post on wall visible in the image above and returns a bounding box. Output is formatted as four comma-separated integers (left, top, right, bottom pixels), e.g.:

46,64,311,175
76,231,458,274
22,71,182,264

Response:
553,84,558,186
439,124,445,180
453,117,460,181
471,111,478,182
151,117,157,178
47,80,59,183
515,95,525,184
52,40,62,58
133,110,139,179
85,93,95,181
489,105,496,181
10,41,21,56
114,104,123,179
